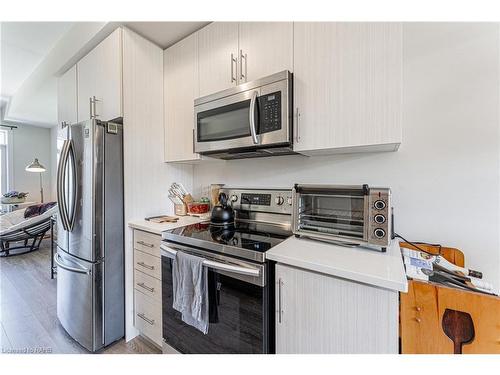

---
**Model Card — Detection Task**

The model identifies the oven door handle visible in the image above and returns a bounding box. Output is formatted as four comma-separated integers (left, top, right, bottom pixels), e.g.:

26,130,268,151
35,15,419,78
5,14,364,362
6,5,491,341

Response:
249,90,260,145
161,245,260,277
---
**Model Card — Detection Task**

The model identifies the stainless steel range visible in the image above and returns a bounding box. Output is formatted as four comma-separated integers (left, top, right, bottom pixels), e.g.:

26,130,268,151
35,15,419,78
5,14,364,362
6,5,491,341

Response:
160,187,293,354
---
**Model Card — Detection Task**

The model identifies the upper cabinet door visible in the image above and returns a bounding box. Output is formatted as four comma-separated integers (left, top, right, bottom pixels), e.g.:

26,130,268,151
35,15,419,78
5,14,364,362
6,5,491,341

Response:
164,33,200,162
77,28,123,122
57,65,78,127
198,22,239,97
293,23,402,154
238,22,293,83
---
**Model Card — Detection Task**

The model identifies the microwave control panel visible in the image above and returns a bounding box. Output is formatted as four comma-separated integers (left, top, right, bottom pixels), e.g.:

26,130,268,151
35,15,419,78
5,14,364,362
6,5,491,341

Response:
259,91,281,134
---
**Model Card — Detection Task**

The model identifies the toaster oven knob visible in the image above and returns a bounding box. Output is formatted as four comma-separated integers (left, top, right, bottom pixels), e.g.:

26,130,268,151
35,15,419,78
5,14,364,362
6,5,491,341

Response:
374,228,386,239
275,196,285,206
374,214,386,224
230,194,238,203
374,200,386,210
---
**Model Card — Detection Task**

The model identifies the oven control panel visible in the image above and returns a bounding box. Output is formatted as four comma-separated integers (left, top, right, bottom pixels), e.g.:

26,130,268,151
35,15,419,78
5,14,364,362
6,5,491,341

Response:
222,188,293,215
259,91,281,134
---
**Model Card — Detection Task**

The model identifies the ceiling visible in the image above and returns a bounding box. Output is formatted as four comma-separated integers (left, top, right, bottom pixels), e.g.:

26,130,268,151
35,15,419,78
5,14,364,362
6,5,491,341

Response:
1,21,209,127
125,22,209,49
1,22,73,99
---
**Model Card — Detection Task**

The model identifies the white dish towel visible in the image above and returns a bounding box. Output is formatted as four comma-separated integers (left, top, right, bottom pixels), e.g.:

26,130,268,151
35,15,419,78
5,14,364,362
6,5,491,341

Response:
172,251,209,334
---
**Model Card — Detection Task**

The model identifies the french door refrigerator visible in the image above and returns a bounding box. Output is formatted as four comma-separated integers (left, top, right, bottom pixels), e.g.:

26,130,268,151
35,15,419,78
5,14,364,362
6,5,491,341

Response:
55,119,124,352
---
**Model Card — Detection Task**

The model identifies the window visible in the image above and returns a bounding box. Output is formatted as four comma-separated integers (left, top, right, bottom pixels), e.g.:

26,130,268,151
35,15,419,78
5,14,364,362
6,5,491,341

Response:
0,129,9,194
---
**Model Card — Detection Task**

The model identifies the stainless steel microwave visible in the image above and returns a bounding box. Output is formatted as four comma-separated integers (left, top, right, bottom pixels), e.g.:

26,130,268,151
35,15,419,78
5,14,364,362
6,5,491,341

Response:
292,184,393,251
194,70,295,159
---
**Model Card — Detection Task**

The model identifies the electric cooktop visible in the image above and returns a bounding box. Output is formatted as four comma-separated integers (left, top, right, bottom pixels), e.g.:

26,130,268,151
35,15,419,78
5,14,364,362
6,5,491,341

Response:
162,221,292,263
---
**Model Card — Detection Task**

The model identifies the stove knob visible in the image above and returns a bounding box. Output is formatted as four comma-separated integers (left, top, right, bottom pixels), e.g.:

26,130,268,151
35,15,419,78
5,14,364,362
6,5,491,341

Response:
275,196,284,205
374,200,386,210
230,194,238,203
374,228,386,239
287,196,293,205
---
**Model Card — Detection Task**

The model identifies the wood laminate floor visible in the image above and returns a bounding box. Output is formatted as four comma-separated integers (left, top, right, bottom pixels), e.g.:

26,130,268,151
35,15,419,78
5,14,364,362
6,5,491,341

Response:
0,239,161,354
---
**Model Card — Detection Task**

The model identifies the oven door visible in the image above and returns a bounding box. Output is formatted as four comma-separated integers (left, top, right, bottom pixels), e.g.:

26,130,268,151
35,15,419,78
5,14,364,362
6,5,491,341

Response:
194,78,291,154
160,242,273,354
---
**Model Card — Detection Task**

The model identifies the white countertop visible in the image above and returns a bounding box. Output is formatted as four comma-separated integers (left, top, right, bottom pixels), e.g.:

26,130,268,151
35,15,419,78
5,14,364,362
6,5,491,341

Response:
128,216,205,235
266,237,408,292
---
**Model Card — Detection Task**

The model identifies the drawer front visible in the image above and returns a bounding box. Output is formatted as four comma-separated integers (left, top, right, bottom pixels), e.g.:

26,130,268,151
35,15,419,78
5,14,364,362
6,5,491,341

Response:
134,269,162,302
134,290,162,346
134,249,161,279
134,230,162,257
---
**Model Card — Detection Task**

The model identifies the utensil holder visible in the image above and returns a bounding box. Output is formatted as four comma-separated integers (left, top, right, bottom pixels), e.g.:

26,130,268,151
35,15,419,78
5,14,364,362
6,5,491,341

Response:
174,203,187,216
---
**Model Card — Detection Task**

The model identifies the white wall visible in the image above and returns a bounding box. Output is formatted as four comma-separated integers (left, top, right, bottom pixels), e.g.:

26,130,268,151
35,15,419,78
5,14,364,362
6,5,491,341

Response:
10,124,53,202
193,23,500,293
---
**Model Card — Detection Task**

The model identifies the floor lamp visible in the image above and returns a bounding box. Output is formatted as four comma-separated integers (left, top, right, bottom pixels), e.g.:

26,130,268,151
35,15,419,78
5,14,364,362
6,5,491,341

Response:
25,158,46,203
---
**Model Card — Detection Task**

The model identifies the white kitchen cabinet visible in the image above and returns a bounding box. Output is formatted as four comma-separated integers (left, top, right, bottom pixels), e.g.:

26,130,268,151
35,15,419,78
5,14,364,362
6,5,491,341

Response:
77,28,123,121
275,263,399,354
238,22,293,83
293,22,402,155
198,22,239,97
57,65,78,127
164,33,201,162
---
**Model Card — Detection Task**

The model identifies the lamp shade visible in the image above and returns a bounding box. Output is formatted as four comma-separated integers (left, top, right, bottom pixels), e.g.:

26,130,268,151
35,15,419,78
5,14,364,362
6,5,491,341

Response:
25,158,46,173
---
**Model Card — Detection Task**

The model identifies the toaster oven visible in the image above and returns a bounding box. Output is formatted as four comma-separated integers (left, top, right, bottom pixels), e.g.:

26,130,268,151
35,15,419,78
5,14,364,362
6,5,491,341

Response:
292,184,392,251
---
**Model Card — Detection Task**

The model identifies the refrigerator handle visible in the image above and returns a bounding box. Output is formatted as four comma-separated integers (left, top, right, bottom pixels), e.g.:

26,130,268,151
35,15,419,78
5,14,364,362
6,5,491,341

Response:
54,253,91,275
67,140,78,231
57,140,71,231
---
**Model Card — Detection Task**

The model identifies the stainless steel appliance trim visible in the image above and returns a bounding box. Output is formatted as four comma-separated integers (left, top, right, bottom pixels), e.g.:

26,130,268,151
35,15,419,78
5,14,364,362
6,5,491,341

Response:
163,231,266,263
195,70,291,105
67,140,78,231
162,245,260,277
54,253,91,274
295,107,300,143
161,242,265,287
292,184,391,249
194,72,292,155
57,140,71,231
249,90,259,144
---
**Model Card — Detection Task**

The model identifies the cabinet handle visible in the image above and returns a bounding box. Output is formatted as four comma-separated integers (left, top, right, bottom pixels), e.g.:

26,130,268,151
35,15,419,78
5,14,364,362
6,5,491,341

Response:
89,96,99,119
137,261,154,270
137,312,155,326
137,240,154,248
295,108,300,143
278,278,283,323
239,50,247,82
230,53,237,83
137,282,155,293
192,128,195,154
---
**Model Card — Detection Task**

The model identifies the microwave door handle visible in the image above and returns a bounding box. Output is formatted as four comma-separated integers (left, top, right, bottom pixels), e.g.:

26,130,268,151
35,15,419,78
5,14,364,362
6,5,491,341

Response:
249,90,259,144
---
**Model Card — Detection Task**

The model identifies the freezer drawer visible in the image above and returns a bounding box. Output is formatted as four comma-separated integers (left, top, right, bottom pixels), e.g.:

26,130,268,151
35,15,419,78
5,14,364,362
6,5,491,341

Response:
55,250,103,352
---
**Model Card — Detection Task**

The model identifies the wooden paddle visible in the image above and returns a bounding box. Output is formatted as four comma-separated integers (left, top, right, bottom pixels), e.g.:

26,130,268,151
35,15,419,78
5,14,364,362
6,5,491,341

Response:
441,308,475,354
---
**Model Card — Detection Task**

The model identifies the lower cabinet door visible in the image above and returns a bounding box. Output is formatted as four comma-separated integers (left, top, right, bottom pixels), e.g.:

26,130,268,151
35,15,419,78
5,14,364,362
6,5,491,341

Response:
134,289,162,346
275,264,399,354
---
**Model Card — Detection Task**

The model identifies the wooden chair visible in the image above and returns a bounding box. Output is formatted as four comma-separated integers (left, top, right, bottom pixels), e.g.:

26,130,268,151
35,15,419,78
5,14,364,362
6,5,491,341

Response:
399,242,500,354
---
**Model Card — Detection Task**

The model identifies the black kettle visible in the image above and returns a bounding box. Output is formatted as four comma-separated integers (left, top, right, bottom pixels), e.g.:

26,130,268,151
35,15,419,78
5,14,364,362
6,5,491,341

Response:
210,192,235,225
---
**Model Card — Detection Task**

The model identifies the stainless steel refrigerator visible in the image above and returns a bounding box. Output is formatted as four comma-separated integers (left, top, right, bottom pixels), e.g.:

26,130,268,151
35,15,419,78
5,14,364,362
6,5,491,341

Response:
55,118,124,352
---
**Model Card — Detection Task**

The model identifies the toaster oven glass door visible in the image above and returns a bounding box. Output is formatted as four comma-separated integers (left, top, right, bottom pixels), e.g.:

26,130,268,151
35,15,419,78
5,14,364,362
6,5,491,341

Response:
296,194,366,241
